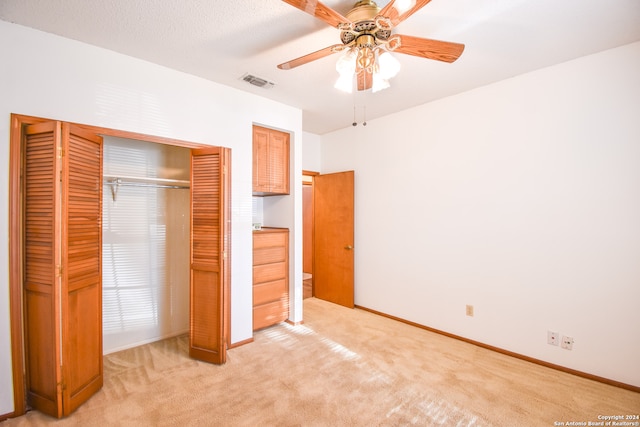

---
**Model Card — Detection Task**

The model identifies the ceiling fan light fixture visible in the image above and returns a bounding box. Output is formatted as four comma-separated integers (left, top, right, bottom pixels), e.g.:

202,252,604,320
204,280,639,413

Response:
334,47,399,93
335,48,357,93
376,51,401,80
335,73,354,93
336,48,357,75
394,0,417,16
371,73,390,93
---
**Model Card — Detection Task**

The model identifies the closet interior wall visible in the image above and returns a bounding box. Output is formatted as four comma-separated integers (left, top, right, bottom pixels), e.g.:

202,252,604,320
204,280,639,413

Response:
102,136,191,354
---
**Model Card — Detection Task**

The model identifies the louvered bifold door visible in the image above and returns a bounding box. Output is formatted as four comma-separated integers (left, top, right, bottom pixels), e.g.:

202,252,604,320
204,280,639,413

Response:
23,121,103,418
60,123,103,416
189,147,230,364
23,121,64,417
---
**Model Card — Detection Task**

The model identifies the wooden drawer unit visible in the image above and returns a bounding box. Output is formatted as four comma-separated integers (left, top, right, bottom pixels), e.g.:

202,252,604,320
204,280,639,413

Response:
253,262,287,284
253,228,289,330
253,246,286,265
253,279,287,306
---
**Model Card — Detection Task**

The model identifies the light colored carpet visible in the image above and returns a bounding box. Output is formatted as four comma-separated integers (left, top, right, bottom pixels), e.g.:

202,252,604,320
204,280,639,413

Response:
5,298,639,426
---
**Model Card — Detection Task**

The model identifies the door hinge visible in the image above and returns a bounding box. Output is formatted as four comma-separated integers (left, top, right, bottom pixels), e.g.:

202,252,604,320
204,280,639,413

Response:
57,264,64,276
57,147,65,158
223,251,227,259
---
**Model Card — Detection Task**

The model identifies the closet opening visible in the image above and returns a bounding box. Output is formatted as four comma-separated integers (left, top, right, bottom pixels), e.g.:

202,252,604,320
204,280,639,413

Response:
102,137,191,354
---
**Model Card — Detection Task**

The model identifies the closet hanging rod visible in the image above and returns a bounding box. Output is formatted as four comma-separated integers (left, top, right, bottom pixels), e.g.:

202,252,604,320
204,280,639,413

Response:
104,175,190,187
104,176,190,202
104,181,190,189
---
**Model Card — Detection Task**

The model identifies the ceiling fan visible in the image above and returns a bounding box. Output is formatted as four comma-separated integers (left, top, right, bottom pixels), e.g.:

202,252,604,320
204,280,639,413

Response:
277,0,465,93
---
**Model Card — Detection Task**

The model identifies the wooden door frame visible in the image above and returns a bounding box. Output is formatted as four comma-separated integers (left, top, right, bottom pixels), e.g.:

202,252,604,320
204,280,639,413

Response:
8,113,231,418
302,170,318,297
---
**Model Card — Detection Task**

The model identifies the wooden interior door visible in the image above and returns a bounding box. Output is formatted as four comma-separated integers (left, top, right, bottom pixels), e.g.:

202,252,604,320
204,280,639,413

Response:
189,147,230,364
313,171,355,308
23,121,103,418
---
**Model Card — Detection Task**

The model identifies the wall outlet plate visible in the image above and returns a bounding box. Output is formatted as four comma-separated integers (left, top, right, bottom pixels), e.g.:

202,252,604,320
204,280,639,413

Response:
466,305,474,317
561,336,574,350
547,330,559,346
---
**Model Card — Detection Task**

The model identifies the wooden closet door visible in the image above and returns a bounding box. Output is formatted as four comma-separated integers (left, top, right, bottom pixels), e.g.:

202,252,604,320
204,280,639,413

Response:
24,122,102,418
23,122,103,418
23,121,63,417
60,123,103,415
189,147,230,364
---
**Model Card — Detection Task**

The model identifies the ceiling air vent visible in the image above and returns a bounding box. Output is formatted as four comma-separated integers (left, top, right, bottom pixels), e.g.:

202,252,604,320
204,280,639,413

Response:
240,73,275,89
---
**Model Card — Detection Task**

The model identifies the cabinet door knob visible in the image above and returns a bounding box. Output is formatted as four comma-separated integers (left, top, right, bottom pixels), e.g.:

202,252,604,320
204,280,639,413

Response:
344,245,353,250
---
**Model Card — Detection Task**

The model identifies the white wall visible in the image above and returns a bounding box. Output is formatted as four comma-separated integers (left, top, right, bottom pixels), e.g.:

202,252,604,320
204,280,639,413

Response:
0,21,302,415
321,41,640,387
302,131,322,172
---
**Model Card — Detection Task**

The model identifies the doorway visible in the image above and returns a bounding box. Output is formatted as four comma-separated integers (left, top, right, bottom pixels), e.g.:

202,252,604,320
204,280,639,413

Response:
8,114,230,418
302,170,355,308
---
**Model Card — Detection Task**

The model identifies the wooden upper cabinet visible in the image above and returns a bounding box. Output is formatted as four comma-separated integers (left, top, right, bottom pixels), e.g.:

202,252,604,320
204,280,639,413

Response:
253,125,290,196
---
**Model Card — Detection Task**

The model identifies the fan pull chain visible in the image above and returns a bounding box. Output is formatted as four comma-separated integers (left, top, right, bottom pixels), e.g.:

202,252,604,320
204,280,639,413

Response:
352,91,368,127
352,105,368,126
352,104,357,127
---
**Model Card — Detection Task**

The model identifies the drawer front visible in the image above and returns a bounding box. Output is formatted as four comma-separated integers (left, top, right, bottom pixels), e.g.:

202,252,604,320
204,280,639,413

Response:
253,246,286,266
253,231,287,249
253,279,287,306
253,299,288,331
253,262,286,284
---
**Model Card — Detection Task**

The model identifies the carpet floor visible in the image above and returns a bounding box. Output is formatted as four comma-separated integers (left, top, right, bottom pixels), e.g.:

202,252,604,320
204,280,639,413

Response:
5,297,639,426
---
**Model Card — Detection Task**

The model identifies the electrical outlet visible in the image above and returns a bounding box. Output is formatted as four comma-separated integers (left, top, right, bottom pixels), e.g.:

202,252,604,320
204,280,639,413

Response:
547,331,559,346
466,305,474,317
561,336,574,350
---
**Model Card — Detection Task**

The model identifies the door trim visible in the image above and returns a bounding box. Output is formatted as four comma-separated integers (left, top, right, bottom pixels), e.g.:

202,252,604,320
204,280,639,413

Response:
7,113,228,418
302,170,318,298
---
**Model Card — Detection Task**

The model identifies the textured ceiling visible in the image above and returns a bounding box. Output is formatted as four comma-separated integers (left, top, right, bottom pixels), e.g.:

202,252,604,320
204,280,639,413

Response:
1,0,639,134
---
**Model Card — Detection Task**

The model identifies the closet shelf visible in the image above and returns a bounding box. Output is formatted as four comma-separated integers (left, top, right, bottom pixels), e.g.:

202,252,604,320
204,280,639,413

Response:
104,175,190,201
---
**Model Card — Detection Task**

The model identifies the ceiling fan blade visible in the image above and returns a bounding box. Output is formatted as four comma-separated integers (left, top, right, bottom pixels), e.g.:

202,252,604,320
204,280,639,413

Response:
278,44,345,70
281,0,351,28
356,68,373,91
378,0,433,28
392,34,465,63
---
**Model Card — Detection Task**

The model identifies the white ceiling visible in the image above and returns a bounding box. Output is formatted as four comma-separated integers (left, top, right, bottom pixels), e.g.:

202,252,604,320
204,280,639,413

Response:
1,0,639,134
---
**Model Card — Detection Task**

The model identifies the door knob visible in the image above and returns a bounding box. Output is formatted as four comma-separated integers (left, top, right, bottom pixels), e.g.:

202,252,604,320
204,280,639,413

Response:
344,245,353,250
